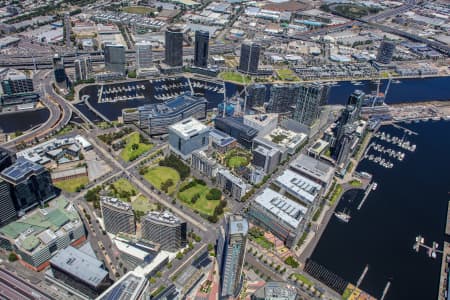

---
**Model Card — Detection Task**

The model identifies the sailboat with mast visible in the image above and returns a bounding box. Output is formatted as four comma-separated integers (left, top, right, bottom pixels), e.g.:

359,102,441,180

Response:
334,208,351,223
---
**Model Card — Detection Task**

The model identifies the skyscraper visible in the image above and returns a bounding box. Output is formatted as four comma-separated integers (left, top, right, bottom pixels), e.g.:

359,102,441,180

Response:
376,40,396,64
101,197,136,235
267,84,300,113
0,178,16,226
334,125,357,170
247,84,267,108
74,56,92,82
292,83,329,127
335,90,365,148
135,41,153,70
64,13,71,48
104,44,126,74
217,215,248,299
0,148,16,226
0,69,34,95
239,42,260,74
165,26,183,67
347,89,365,119
142,210,187,251
53,54,67,85
194,30,209,68
0,157,56,215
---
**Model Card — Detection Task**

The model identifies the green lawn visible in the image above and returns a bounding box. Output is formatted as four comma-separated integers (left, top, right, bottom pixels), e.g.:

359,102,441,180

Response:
228,156,248,168
276,69,299,81
111,178,138,200
54,176,89,193
56,124,75,136
219,72,251,84
144,166,180,194
293,273,313,287
253,236,274,249
122,6,154,15
225,148,252,169
349,179,362,187
178,183,220,216
131,195,157,213
120,132,153,162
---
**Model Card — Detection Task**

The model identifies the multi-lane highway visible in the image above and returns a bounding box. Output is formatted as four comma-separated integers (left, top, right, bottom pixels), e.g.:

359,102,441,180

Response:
0,43,236,69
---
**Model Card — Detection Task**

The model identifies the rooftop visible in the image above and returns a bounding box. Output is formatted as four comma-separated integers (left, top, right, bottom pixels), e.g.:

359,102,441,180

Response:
229,215,248,236
215,117,258,137
209,128,236,147
290,154,334,185
138,93,207,118
101,196,133,212
253,281,298,300
308,139,329,155
1,157,44,184
243,113,278,127
1,68,27,81
97,271,146,300
169,117,209,139
265,127,307,149
50,246,108,288
253,188,308,229
145,210,183,225
218,168,247,189
114,237,153,261
0,197,82,253
275,169,321,204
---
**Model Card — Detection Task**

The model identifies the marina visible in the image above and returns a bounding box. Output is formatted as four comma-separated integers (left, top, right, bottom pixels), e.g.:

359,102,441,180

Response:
362,127,418,169
413,235,442,259
372,131,417,152
312,121,450,300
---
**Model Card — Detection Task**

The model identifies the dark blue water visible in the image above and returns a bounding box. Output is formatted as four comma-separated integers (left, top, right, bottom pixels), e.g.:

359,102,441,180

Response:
0,108,50,133
225,76,450,105
79,76,450,122
326,77,450,105
80,78,225,121
312,121,450,300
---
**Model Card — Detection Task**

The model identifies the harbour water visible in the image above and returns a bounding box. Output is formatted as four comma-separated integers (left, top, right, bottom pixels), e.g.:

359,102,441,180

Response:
1,76,449,133
0,108,49,133
311,120,450,300
85,76,450,122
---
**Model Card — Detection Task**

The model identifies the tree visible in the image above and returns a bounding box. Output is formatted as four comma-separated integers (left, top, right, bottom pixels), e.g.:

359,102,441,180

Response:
284,256,299,268
8,252,18,262
206,188,222,200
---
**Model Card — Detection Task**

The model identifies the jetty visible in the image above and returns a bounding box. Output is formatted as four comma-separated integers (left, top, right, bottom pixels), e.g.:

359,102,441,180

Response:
357,182,375,210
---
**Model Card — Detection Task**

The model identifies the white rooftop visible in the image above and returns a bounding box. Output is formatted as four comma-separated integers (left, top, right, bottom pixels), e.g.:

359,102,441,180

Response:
114,237,150,260
275,169,321,204
254,188,308,230
169,117,209,139
97,271,146,300
265,127,307,149
290,154,334,185
243,113,278,126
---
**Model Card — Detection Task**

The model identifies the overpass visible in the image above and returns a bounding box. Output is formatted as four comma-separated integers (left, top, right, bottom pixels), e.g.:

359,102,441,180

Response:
1,71,72,150
0,43,236,69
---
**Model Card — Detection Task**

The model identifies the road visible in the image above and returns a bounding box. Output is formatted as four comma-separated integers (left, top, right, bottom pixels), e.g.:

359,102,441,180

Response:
0,43,236,69
1,70,72,150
